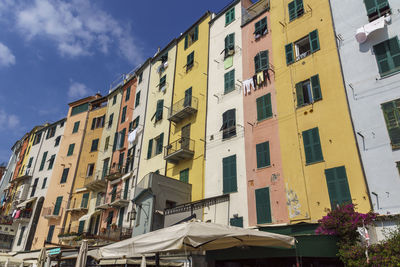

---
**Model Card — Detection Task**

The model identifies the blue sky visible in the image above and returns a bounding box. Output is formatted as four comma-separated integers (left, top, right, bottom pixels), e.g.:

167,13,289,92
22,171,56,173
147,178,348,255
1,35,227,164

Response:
0,0,232,163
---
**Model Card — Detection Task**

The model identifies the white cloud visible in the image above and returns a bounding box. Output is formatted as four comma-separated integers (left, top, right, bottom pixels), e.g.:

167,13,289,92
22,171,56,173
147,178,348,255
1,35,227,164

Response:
0,109,20,131
68,82,92,99
14,0,143,64
0,42,16,67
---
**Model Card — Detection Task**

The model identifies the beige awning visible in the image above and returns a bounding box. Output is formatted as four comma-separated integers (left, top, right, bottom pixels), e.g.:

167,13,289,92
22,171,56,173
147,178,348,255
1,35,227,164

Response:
100,221,295,257
17,197,37,208
98,258,183,266
78,210,99,221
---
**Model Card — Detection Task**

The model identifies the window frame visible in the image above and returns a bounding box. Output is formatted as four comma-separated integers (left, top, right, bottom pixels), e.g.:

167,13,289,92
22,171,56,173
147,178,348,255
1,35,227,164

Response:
256,141,271,169
225,7,235,26
302,127,324,164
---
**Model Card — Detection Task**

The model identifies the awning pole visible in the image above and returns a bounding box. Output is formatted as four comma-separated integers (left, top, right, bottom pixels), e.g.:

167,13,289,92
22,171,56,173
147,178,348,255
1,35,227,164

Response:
155,252,160,267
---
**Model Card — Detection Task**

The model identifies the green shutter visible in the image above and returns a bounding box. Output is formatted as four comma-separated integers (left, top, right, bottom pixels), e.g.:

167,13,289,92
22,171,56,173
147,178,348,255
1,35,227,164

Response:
157,133,164,154
118,207,125,227
81,193,89,208
255,187,272,224
159,75,166,89
224,69,235,93
67,143,75,156
39,151,48,171
46,225,55,242
254,54,261,73
184,35,188,50
260,50,269,70
71,103,89,116
187,52,194,70
374,41,389,75
296,82,304,107
230,217,243,227
135,91,141,107
126,87,130,101
288,1,296,21
256,94,272,121
256,141,270,168
194,26,199,41
78,221,85,234
112,132,118,151
325,166,352,209
389,37,400,70
91,139,99,152
364,0,377,15
309,30,320,53
48,154,55,170
180,169,189,183
73,121,80,133
156,100,164,121
382,100,400,148
285,43,294,65
53,196,63,215
223,155,237,193
311,74,322,101
119,128,126,149
27,157,33,168
225,33,235,57
91,118,96,130
302,127,323,164
256,97,263,121
147,139,153,159
226,8,235,25
375,37,400,76
60,168,69,183
121,106,127,123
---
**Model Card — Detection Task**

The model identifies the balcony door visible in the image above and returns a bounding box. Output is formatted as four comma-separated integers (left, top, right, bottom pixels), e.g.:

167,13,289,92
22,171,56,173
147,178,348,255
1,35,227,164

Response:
181,124,191,150
184,87,192,107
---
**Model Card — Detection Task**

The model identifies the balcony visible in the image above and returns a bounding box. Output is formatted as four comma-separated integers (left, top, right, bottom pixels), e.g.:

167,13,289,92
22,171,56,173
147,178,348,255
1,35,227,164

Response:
242,0,270,25
11,168,33,184
13,209,32,223
164,137,194,164
14,183,31,204
109,189,130,208
84,172,107,191
168,96,198,123
66,202,88,214
104,165,125,182
98,227,132,242
95,194,109,210
42,207,63,220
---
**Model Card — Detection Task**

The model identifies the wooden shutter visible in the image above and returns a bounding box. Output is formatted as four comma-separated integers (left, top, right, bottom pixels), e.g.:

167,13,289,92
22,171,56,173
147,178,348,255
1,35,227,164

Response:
325,166,352,209
194,26,199,41
389,37,400,70
118,207,125,227
91,139,99,151
112,132,118,151
147,139,153,159
285,43,294,65
230,217,243,227
135,91,141,107
296,82,304,107
39,151,48,171
121,106,127,123
48,154,55,170
302,128,323,164
288,1,296,21
119,128,126,149
46,225,55,242
254,53,261,73
156,100,164,121
67,144,75,156
73,121,80,133
256,141,270,168
255,187,272,224
260,50,269,70
256,94,272,121
53,196,63,215
311,74,322,101
224,69,235,93
256,96,263,121
78,221,85,234
382,100,400,148
184,35,188,50
374,41,390,74
81,193,89,208
108,113,113,127
364,0,377,15
60,168,69,183
180,169,189,183
264,93,272,119
223,155,237,193
157,133,164,154
91,118,96,130
309,30,320,53
126,87,130,101
311,128,323,161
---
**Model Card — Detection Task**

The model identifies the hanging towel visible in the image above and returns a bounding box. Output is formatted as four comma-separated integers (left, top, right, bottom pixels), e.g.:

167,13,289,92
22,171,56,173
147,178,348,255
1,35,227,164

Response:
12,209,17,218
243,78,255,95
257,72,264,85
128,129,138,144
160,85,166,93
263,69,271,83
15,209,21,219
224,56,233,70
163,61,169,69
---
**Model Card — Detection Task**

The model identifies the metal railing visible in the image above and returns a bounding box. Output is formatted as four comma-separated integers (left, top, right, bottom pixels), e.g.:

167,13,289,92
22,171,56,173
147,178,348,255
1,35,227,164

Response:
98,227,132,241
104,164,127,181
242,0,270,25
42,206,63,218
107,189,130,205
164,137,195,158
14,209,32,221
169,96,198,120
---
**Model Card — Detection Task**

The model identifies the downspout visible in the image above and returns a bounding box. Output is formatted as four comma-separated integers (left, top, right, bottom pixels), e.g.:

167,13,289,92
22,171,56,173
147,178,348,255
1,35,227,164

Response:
327,0,373,210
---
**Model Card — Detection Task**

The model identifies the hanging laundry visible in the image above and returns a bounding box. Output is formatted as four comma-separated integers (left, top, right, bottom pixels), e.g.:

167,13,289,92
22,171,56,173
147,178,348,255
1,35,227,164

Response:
257,72,264,85
160,85,167,93
128,128,138,144
163,61,169,69
252,75,257,90
224,56,233,70
263,69,271,83
15,209,21,219
243,78,254,96
12,209,16,218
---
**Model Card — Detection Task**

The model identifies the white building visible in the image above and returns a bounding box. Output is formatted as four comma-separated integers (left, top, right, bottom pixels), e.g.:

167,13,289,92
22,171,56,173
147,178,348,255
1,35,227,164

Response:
330,0,400,216
204,0,248,227
12,119,66,251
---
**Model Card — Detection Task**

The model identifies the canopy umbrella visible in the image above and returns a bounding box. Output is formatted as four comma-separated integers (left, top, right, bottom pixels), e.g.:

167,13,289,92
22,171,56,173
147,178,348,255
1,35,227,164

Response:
75,240,88,267
100,221,295,257
37,247,46,267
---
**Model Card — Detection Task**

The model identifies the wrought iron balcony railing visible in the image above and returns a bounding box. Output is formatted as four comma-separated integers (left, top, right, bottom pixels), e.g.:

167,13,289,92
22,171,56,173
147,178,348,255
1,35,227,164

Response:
164,137,195,164
168,96,198,123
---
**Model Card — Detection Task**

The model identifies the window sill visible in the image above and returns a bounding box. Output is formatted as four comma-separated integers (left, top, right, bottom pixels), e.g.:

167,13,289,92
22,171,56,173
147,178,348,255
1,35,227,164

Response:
222,134,237,141
223,190,237,194
296,99,322,109
224,88,235,95
305,159,324,166
257,115,273,124
379,69,400,80
257,165,271,170
225,19,235,27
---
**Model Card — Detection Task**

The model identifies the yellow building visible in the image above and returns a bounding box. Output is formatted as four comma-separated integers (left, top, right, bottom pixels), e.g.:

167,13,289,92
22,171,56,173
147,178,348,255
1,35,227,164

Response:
270,0,371,222
63,97,107,238
165,12,212,201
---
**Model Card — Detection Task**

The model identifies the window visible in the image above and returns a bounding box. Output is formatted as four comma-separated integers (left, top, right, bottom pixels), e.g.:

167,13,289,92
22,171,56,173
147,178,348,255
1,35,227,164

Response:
27,157,33,168
108,113,114,128
254,50,269,73
256,141,270,168
39,151,48,171
42,177,47,189
121,106,127,123
46,126,56,139
55,136,61,147
381,98,400,149
91,115,105,130
30,178,38,197
72,121,80,133
147,139,153,159
71,103,89,116
138,72,143,83
53,196,63,215
67,143,75,156
125,86,131,101
155,133,164,155
302,127,323,164
133,116,139,130
288,0,304,21
107,211,114,228
116,128,126,150
112,95,117,105
373,37,400,77
87,163,95,177
285,30,319,65
126,146,135,172
255,187,272,224
91,139,99,152
224,33,235,58
256,93,272,121
135,91,141,107
60,121,64,127
159,75,166,90
81,193,89,208
397,162,400,176
118,207,125,227
17,226,26,246
364,0,390,22
184,26,198,49
325,166,352,209
254,17,268,38
221,109,236,139
60,168,69,184
186,51,194,72
225,7,235,25
46,225,54,243
161,52,168,64
223,155,237,193
78,221,85,234
104,136,110,151
224,69,235,94
48,154,55,170
230,217,243,227
154,99,164,122
33,132,42,145
180,168,189,183
296,74,322,107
